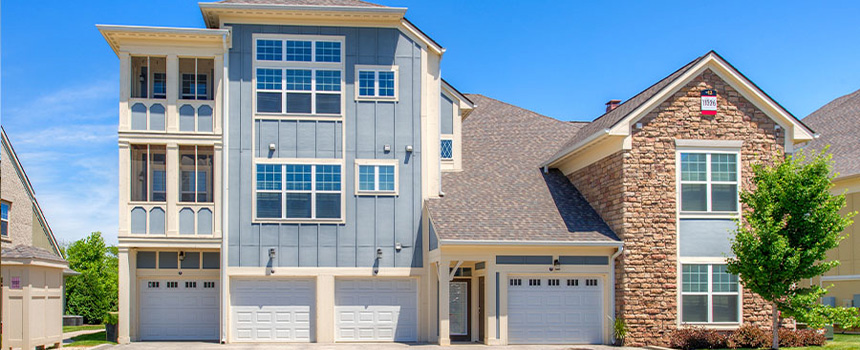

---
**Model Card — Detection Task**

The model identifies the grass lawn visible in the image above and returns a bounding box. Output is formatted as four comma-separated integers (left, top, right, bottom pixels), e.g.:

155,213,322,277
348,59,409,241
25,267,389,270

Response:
65,331,115,347
62,324,105,333
717,334,860,350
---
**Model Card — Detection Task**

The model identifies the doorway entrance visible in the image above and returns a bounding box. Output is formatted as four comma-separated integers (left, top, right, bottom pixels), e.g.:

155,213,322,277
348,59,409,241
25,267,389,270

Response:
449,278,470,342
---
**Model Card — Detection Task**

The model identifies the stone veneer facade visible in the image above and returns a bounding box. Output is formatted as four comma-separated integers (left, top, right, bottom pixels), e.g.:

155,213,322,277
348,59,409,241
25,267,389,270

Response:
568,69,786,346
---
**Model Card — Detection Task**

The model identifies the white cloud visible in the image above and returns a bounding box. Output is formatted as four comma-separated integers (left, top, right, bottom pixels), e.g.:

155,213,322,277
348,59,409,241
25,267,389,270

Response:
4,80,120,244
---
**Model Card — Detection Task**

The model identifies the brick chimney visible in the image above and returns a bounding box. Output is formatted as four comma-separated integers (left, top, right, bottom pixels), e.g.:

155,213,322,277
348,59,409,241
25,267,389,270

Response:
605,99,622,112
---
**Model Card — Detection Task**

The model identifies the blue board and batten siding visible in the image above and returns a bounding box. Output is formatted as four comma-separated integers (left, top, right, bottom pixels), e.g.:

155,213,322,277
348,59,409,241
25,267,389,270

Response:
227,24,424,268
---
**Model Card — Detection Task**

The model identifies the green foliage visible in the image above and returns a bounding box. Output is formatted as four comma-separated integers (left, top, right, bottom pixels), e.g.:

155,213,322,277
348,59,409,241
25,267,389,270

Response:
103,312,119,325
726,148,857,348
65,232,119,324
613,316,629,345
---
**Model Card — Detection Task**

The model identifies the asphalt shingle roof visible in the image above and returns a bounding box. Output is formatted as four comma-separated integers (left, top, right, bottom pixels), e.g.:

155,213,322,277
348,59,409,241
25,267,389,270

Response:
802,88,860,178
216,0,386,7
427,95,619,243
547,54,706,163
1,245,67,264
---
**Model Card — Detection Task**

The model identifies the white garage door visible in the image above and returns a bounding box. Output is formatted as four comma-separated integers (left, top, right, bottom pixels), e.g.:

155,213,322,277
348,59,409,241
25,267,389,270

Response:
230,279,314,342
335,278,418,342
508,276,603,344
139,279,219,340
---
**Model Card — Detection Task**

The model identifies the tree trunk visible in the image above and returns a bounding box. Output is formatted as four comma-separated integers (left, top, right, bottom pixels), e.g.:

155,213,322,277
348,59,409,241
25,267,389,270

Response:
772,303,780,349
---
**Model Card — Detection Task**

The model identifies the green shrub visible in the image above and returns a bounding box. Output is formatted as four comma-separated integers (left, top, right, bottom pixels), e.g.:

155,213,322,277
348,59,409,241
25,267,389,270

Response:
613,316,628,345
102,312,118,325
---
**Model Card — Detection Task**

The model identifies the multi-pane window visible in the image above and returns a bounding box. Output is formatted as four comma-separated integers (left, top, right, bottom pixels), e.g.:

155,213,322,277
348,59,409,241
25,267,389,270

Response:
131,145,167,202
257,40,283,61
315,41,342,62
179,58,214,100
356,67,398,98
0,202,8,237
130,56,166,99
357,164,397,193
680,152,738,212
255,163,342,220
441,139,453,160
255,68,342,115
179,146,214,203
681,264,740,323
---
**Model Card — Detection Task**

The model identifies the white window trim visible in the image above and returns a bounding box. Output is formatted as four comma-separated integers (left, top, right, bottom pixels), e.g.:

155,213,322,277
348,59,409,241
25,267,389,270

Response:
252,34,345,118
1,201,9,238
678,262,743,326
354,159,399,196
252,158,345,223
440,135,454,161
354,65,399,101
676,148,741,218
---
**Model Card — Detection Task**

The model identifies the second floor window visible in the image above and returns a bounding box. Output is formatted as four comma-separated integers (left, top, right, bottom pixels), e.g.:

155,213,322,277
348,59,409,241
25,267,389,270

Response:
441,139,453,160
131,145,166,202
1,202,8,237
357,164,396,193
179,146,214,203
256,68,341,115
255,163,342,220
356,66,397,99
680,152,738,213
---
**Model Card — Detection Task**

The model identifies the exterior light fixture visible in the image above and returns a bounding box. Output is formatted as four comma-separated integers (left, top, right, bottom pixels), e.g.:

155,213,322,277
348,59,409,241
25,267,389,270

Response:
395,242,402,251
178,251,186,261
384,144,391,152
269,143,276,151
553,259,561,271
405,145,413,152
376,248,383,260
269,248,276,259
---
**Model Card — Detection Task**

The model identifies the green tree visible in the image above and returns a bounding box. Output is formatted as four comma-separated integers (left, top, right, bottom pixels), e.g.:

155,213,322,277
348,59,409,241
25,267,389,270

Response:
65,232,118,324
727,149,856,349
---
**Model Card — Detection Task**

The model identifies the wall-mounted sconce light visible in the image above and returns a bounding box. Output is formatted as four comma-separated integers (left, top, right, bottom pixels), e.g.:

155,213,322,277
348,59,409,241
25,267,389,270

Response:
405,145,413,152
384,144,391,152
269,143,277,151
376,248,383,260
550,259,561,272
395,242,402,252
269,248,276,274
178,251,186,261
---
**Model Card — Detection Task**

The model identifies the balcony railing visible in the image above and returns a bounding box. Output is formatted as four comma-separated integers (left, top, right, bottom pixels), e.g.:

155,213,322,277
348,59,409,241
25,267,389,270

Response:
125,99,215,134
178,203,214,235
129,203,167,235
127,203,216,237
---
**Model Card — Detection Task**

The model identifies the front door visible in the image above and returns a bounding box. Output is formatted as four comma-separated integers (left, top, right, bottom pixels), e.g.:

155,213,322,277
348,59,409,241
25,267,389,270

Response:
449,279,470,342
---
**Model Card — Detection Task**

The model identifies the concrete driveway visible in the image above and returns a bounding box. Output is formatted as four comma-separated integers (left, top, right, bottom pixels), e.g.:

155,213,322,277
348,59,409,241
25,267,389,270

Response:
110,342,645,350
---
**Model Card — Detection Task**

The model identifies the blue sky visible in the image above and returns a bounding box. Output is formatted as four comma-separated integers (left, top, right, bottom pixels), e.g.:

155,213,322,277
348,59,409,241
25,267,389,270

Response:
3,1,860,245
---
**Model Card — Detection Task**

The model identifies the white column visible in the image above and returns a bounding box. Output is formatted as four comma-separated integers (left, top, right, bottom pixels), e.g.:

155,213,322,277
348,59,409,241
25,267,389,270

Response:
214,144,223,238
119,52,131,131
118,142,130,237
166,144,179,235
166,54,179,133
438,259,451,346
486,261,499,345
316,275,335,343
213,55,224,135
118,248,131,343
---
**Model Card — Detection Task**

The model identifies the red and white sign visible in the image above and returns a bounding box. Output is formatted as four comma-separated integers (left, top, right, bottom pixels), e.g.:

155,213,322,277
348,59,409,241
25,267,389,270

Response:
701,89,717,115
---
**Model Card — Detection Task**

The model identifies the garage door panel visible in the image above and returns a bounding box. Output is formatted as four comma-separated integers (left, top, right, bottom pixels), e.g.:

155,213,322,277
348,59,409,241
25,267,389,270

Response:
508,276,603,344
335,278,417,342
230,279,315,342
139,279,219,341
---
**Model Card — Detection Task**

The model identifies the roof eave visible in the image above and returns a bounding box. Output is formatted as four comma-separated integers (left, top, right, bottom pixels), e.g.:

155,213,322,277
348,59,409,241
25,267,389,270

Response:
438,239,623,247
97,24,231,55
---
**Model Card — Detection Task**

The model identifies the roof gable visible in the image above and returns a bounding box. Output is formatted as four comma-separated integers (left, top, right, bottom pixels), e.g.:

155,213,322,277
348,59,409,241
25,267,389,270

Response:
545,51,816,169
1,127,64,258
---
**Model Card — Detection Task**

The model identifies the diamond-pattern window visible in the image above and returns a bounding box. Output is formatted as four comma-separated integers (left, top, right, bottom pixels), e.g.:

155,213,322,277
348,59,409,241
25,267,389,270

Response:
441,139,453,160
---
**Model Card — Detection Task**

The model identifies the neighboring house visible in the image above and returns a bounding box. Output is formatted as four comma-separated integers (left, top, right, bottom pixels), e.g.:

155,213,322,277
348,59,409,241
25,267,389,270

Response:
1,127,69,350
802,88,860,308
101,0,816,347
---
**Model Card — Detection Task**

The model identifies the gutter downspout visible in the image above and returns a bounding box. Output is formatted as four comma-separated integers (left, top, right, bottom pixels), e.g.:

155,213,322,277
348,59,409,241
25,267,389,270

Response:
610,245,624,339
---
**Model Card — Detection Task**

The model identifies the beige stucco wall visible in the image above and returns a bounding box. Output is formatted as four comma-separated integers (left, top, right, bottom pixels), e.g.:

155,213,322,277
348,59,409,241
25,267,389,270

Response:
806,181,860,304
1,141,36,247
